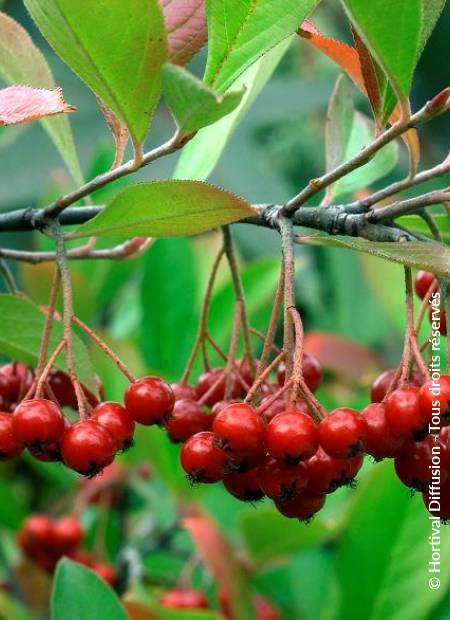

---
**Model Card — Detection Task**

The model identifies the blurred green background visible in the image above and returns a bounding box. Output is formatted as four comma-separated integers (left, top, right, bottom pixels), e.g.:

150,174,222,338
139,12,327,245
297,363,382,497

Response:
0,0,450,619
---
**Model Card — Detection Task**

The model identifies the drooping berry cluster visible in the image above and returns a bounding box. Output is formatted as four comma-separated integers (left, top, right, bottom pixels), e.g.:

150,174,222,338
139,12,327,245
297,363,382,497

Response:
17,513,118,586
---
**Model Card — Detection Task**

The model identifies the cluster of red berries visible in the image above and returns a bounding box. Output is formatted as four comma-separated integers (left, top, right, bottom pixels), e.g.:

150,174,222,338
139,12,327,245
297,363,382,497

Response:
415,270,446,335
160,588,279,619
17,513,118,586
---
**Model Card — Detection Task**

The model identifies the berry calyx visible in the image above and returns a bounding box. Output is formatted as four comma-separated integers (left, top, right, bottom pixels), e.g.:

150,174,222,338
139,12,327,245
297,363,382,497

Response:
277,353,322,392
266,411,318,464
361,403,403,460
91,402,135,451
415,270,436,299
257,456,308,501
274,491,325,521
212,403,265,454
164,399,209,443
306,447,363,494
180,431,227,483
223,468,264,502
124,376,174,425
0,412,23,460
61,420,116,476
12,399,65,449
160,589,209,610
318,408,367,459
385,385,427,440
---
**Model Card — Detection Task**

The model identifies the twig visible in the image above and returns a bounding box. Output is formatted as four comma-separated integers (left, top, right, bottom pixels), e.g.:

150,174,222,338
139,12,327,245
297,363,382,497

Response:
244,352,284,404
279,217,296,389
35,340,66,398
0,258,19,294
367,189,450,223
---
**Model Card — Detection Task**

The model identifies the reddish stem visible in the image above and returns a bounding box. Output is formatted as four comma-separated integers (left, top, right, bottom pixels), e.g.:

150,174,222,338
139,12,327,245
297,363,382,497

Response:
224,300,243,400
35,340,66,398
245,352,284,404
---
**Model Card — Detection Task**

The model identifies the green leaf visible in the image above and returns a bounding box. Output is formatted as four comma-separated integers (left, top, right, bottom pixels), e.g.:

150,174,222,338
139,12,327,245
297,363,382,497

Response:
333,460,450,620
162,64,244,134
174,36,292,181
51,559,128,620
240,505,334,564
332,112,398,199
0,11,82,184
399,214,450,243
24,0,167,146
0,294,97,394
341,0,422,104
325,75,354,196
0,480,27,530
140,237,198,379
418,0,447,58
72,181,255,239
309,237,450,278
204,0,318,91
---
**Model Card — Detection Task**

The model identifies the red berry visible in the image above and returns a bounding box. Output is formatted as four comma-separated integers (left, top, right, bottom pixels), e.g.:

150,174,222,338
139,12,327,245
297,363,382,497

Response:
165,399,209,443
52,516,84,554
225,441,267,474
419,375,450,424
266,411,318,464
0,362,33,404
423,479,450,521
91,402,135,451
223,468,264,502
259,397,310,424
0,412,22,460
180,431,227,483
195,369,242,406
160,589,208,610
257,455,308,501
92,562,119,587
13,399,65,448
18,514,55,557
61,420,116,476
394,436,448,492
238,357,258,387
306,447,363,494
318,408,367,459
275,491,325,521
124,376,174,425
212,403,265,454
277,354,322,392
361,403,403,460
415,271,436,299
253,595,281,620
429,306,447,336
385,385,427,440
170,383,197,401
370,369,423,403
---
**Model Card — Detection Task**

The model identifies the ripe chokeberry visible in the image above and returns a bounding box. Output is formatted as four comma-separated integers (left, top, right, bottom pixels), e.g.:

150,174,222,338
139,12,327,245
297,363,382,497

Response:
52,516,84,554
180,431,227,483
274,491,325,521
170,383,197,401
92,562,119,587
61,420,116,476
318,408,367,459
124,376,174,425
0,412,23,460
223,468,264,502
91,402,135,451
266,411,318,464
212,403,265,454
361,403,403,460
13,399,65,448
419,376,450,424
415,271,436,299
164,399,209,443
160,590,208,610
0,362,33,405
195,369,242,406
394,436,448,492
277,353,322,392
385,385,427,440
370,369,423,403
17,514,55,556
257,456,308,501
225,441,267,474
306,447,363,494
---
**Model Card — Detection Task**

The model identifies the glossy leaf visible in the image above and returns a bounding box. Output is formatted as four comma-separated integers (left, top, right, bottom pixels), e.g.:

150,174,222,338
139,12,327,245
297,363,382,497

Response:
399,214,450,243
418,0,447,58
204,0,318,91
24,0,167,146
341,0,422,107
72,181,255,239
162,64,244,134
51,560,127,620
0,85,75,126
160,0,207,66
174,36,292,180
332,112,398,199
0,11,82,183
0,294,97,394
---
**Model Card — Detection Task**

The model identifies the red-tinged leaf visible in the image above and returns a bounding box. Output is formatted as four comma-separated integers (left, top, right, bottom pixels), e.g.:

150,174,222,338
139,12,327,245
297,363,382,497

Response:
97,98,129,169
160,0,207,66
304,331,384,381
0,85,76,126
183,511,254,620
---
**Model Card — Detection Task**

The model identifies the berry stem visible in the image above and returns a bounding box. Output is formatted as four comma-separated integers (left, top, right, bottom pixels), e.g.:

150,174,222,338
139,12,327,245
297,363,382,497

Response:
35,268,61,386
72,316,136,382
35,339,67,398
415,279,439,332
245,351,284,403
204,333,250,391
222,226,255,375
258,377,294,414
52,222,89,419
279,217,296,393
224,299,243,399
180,246,224,385
249,327,281,354
0,258,19,295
